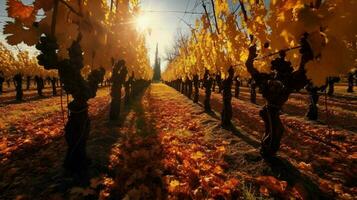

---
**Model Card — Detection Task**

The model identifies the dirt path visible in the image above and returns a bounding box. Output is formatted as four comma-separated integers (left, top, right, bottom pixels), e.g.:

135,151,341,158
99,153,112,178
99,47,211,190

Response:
101,84,329,199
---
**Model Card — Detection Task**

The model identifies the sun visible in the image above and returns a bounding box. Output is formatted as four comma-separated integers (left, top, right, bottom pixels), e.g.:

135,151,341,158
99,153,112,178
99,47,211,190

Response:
135,14,150,31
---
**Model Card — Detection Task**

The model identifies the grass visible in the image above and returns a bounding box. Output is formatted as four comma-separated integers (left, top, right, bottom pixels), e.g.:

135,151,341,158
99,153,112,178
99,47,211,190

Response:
241,180,268,200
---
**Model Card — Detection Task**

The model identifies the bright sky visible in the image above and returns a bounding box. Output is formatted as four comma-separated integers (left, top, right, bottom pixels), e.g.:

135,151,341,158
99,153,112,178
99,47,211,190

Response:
139,0,204,70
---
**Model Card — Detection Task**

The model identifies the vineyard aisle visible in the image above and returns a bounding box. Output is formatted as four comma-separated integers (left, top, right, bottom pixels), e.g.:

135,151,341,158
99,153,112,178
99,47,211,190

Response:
1,83,344,199
197,89,356,199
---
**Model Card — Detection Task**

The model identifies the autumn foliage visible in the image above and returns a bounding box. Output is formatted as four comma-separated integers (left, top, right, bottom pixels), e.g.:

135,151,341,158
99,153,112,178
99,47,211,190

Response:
1,0,357,199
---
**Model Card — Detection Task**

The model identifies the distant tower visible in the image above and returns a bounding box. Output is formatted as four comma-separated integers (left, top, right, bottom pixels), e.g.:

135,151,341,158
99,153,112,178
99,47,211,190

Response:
153,43,161,81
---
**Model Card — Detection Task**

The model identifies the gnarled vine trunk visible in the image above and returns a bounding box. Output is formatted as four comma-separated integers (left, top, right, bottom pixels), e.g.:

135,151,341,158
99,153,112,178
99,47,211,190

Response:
187,78,193,99
125,74,133,105
212,79,216,93
249,79,256,104
64,99,90,171
245,34,312,158
327,77,340,96
260,105,284,157
306,86,320,121
13,74,23,101
110,81,121,121
37,35,105,173
0,74,4,94
26,76,31,90
216,73,222,93
327,81,335,96
347,73,354,93
51,78,57,96
110,61,127,121
124,81,130,105
180,79,185,94
193,75,199,103
6,80,10,88
35,76,44,97
221,67,234,128
203,70,213,111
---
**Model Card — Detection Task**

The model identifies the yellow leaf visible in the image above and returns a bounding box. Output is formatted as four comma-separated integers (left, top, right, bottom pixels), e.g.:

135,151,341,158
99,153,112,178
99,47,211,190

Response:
191,151,204,160
169,179,180,192
213,166,223,175
297,162,312,171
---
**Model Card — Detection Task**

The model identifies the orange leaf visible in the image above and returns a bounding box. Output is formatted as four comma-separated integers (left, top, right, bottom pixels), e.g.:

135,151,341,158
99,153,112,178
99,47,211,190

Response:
223,177,240,192
168,179,180,192
256,176,287,194
213,166,223,175
259,185,269,196
7,0,36,25
4,21,40,46
191,151,204,160
297,161,312,171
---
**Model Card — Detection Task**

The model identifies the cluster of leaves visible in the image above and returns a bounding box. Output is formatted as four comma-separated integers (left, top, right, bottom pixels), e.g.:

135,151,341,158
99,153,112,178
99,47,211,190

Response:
4,0,153,80
160,130,240,199
254,175,303,198
109,133,166,199
162,0,357,86
0,43,57,78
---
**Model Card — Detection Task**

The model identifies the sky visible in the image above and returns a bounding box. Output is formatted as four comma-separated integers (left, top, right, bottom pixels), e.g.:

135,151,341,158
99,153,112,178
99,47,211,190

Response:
0,0,269,71
139,0,205,70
